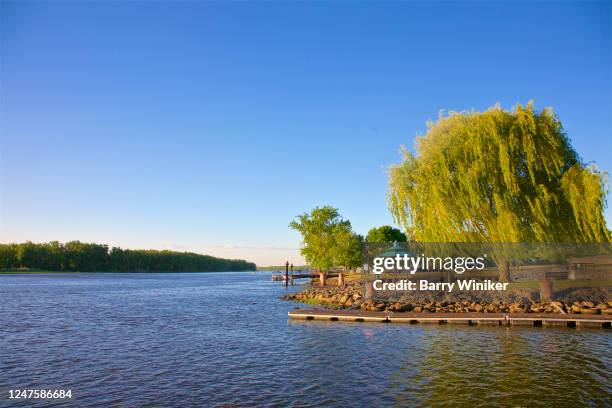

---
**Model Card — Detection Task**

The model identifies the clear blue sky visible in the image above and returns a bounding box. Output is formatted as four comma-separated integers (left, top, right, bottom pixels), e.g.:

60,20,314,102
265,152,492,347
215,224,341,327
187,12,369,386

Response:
1,1,610,265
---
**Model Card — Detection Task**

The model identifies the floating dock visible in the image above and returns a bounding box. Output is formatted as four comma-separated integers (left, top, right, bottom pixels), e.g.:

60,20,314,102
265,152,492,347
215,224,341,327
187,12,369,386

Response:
288,309,612,328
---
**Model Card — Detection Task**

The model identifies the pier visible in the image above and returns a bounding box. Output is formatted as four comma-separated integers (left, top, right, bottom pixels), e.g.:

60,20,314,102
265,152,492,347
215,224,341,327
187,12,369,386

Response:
271,271,316,281
271,271,339,281
288,309,612,328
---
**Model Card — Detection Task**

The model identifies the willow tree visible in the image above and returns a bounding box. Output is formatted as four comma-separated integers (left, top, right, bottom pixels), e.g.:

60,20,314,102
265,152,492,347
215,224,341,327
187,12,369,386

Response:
388,102,610,282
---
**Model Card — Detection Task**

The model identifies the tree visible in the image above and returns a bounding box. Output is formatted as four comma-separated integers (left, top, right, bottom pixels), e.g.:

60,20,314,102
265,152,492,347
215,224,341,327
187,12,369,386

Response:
0,244,18,269
289,206,356,286
366,225,407,244
388,102,610,282
334,231,364,286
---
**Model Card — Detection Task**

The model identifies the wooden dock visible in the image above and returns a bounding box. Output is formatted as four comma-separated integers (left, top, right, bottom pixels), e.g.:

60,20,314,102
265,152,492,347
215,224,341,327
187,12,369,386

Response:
288,309,612,328
271,271,338,281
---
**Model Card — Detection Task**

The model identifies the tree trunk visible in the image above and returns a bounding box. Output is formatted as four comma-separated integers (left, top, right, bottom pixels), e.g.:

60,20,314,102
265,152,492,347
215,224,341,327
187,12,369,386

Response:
498,259,512,283
539,278,553,301
338,272,345,287
365,280,374,300
319,271,327,286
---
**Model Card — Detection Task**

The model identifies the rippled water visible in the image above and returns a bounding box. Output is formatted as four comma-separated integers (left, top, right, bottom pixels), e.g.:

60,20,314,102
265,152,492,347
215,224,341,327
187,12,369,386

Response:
0,272,610,407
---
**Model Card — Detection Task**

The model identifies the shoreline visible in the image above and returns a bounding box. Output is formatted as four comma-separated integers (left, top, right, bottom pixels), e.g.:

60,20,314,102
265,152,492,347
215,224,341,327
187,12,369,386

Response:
282,280,612,316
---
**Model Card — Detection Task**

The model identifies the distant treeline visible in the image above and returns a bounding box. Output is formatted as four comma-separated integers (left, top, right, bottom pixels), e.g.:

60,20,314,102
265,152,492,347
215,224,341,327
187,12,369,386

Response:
0,241,256,272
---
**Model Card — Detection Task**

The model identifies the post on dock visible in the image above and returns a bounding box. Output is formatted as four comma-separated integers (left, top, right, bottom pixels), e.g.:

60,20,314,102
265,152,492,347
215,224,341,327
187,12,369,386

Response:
285,261,289,288
290,263,294,285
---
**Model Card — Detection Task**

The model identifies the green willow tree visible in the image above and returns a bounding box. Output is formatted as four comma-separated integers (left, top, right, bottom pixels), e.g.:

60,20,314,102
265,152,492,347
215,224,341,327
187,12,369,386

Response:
388,102,610,282
289,206,360,286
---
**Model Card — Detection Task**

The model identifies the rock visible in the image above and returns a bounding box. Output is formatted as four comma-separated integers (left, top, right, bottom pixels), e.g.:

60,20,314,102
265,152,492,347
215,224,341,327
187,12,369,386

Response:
413,306,422,313
580,307,600,314
388,302,403,312
530,305,543,313
582,301,595,308
551,301,567,313
474,304,483,312
602,308,612,315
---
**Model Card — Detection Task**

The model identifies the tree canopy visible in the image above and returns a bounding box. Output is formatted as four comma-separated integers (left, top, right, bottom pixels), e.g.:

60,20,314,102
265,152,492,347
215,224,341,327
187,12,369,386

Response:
289,206,362,273
334,229,364,271
388,102,610,280
0,241,256,272
366,225,407,244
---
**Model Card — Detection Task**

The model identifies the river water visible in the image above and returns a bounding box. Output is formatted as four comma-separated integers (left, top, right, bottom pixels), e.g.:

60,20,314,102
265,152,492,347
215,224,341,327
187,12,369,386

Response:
0,272,609,407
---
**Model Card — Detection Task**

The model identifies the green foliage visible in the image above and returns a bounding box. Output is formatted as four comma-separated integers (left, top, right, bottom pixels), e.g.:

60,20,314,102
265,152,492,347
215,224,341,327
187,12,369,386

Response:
290,206,362,272
0,241,256,272
334,231,364,271
388,102,610,280
366,225,407,244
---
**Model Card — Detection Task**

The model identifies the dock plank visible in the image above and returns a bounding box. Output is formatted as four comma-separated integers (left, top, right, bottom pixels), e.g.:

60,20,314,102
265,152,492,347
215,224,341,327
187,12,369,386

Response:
288,308,612,328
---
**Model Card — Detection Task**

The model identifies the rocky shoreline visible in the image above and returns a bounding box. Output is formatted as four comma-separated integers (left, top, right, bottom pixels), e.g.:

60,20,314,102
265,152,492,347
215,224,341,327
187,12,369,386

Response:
282,281,612,315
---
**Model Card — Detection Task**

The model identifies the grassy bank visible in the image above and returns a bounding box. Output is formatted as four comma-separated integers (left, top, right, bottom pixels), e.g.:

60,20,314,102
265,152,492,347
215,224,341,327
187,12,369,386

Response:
257,265,309,271
0,268,65,274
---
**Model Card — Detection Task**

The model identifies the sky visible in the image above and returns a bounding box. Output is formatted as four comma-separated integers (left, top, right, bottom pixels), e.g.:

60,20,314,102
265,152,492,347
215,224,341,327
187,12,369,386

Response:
1,1,611,266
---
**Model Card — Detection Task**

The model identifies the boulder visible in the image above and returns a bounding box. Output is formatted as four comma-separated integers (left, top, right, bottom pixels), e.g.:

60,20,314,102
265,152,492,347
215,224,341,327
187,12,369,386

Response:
402,303,413,312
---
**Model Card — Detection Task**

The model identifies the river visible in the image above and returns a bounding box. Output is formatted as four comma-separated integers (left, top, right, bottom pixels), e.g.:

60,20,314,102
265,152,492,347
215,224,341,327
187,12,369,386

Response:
0,272,609,407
